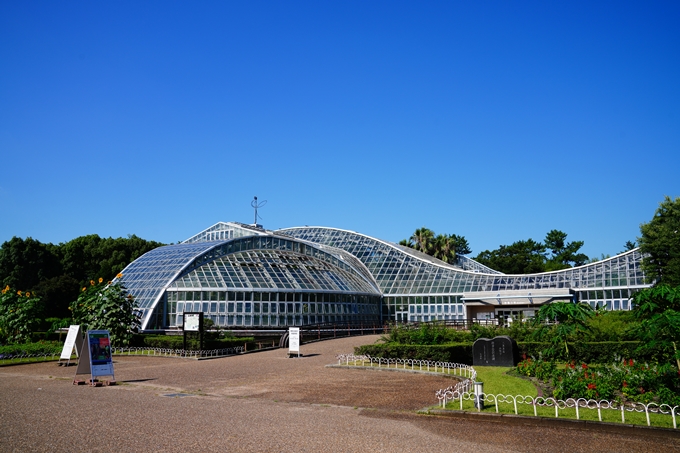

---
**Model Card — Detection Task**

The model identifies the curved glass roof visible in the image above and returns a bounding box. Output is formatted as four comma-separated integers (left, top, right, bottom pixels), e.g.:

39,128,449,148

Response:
169,249,379,294
117,231,380,329
278,226,648,295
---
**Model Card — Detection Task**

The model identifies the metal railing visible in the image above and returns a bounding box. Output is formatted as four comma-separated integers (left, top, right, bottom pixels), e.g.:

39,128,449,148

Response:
335,354,476,393
0,352,61,365
436,389,679,429
111,346,244,359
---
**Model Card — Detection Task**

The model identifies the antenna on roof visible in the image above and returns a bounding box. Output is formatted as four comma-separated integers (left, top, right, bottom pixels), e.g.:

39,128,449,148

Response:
251,196,267,227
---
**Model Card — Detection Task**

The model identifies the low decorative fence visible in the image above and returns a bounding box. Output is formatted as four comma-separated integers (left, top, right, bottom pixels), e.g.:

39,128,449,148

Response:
0,352,61,365
336,354,477,395
436,389,679,429
112,346,244,359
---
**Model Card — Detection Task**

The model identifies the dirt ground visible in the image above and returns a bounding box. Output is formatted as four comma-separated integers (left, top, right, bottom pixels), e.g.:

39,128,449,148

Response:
0,335,677,452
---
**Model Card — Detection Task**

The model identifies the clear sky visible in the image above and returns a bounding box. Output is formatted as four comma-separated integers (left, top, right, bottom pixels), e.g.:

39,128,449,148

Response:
1,1,678,259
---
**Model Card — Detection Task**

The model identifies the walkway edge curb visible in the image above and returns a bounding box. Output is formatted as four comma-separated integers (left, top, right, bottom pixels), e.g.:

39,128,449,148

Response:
424,408,680,439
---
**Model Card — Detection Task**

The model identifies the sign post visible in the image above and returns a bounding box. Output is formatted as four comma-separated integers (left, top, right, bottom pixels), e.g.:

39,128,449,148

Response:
289,327,300,358
183,312,203,352
59,325,83,367
73,330,115,386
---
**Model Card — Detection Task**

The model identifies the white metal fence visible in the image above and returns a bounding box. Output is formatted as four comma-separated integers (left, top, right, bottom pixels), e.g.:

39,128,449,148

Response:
335,354,477,395
112,346,245,358
436,389,679,429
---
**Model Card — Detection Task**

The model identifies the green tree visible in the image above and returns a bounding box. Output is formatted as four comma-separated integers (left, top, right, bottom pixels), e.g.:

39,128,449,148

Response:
410,227,435,255
543,229,588,271
632,284,680,369
400,228,471,262
623,240,637,252
70,277,140,346
475,239,547,274
0,237,61,290
532,301,594,358
0,285,43,344
639,196,680,286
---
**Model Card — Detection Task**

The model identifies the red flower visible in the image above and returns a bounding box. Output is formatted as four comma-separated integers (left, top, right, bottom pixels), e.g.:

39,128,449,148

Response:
581,363,588,369
629,359,634,367
622,380,628,388
587,383,596,390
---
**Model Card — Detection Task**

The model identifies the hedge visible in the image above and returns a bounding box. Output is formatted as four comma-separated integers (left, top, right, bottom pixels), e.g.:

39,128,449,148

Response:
354,343,473,363
355,341,674,365
0,341,63,356
136,334,257,350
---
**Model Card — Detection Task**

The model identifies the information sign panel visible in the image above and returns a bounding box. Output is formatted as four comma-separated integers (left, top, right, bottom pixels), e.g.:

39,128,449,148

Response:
289,327,300,356
184,313,201,332
88,330,114,379
60,325,81,360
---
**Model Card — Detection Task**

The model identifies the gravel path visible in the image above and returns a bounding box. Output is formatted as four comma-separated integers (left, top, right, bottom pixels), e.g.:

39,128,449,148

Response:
0,335,677,452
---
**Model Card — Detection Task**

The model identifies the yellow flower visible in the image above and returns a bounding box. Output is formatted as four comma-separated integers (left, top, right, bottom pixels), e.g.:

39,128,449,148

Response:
98,277,103,283
107,281,112,285
82,287,87,292
25,292,30,297
90,280,95,286
116,273,123,279
17,290,22,296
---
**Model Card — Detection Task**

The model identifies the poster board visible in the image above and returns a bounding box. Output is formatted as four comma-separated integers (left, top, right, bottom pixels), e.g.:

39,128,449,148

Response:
59,325,83,364
74,330,115,384
183,312,203,351
289,327,300,357
184,313,201,331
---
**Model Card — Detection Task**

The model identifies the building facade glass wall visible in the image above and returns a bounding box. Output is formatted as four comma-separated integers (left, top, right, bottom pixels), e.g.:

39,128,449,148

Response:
118,222,652,330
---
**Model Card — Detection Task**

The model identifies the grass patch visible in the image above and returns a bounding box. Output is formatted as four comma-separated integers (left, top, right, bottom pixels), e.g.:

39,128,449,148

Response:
474,366,537,396
442,366,678,429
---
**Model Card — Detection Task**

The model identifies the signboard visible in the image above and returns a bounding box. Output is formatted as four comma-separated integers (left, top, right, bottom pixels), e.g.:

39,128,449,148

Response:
74,330,115,384
88,330,114,378
472,336,519,367
289,327,300,357
60,325,82,361
184,313,201,332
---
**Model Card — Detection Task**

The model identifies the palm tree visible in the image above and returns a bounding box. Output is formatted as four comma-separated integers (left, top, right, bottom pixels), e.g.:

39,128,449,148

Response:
433,234,456,263
410,228,434,255
532,302,594,357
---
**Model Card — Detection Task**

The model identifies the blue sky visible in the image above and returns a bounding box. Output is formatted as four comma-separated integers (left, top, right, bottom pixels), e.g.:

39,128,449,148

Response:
1,1,678,259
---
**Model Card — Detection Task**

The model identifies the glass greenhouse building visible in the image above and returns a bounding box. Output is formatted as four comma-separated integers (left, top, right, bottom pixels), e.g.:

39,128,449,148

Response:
116,222,651,331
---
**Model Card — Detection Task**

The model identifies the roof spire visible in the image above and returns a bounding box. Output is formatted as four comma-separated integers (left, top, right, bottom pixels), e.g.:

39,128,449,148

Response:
251,196,267,227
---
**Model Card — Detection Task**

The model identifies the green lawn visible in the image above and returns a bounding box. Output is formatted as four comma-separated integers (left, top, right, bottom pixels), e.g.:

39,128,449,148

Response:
441,366,678,430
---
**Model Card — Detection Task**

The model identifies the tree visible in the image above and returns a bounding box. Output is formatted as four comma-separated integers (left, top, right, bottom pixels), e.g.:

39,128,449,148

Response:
0,237,61,290
632,284,680,369
475,239,547,274
0,286,43,344
639,196,680,286
543,229,588,271
623,240,637,252
400,228,472,263
532,301,594,358
70,277,140,346
409,228,435,255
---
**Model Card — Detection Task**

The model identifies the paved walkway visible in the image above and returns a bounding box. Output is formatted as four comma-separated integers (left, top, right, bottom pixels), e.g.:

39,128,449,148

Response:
0,335,677,452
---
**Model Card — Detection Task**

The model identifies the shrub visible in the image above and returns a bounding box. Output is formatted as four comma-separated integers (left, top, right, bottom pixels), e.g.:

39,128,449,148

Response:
0,341,62,357
355,343,473,363
515,358,680,405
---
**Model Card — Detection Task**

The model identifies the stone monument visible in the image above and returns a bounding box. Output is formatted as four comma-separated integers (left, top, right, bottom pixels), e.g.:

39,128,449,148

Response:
472,335,519,367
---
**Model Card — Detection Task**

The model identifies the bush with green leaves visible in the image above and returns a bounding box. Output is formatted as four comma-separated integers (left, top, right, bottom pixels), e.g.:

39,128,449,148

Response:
531,302,594,358
69,277,140,347
0,285,43,344
632,284,680,369
516,358,680,405
0,340,63,357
